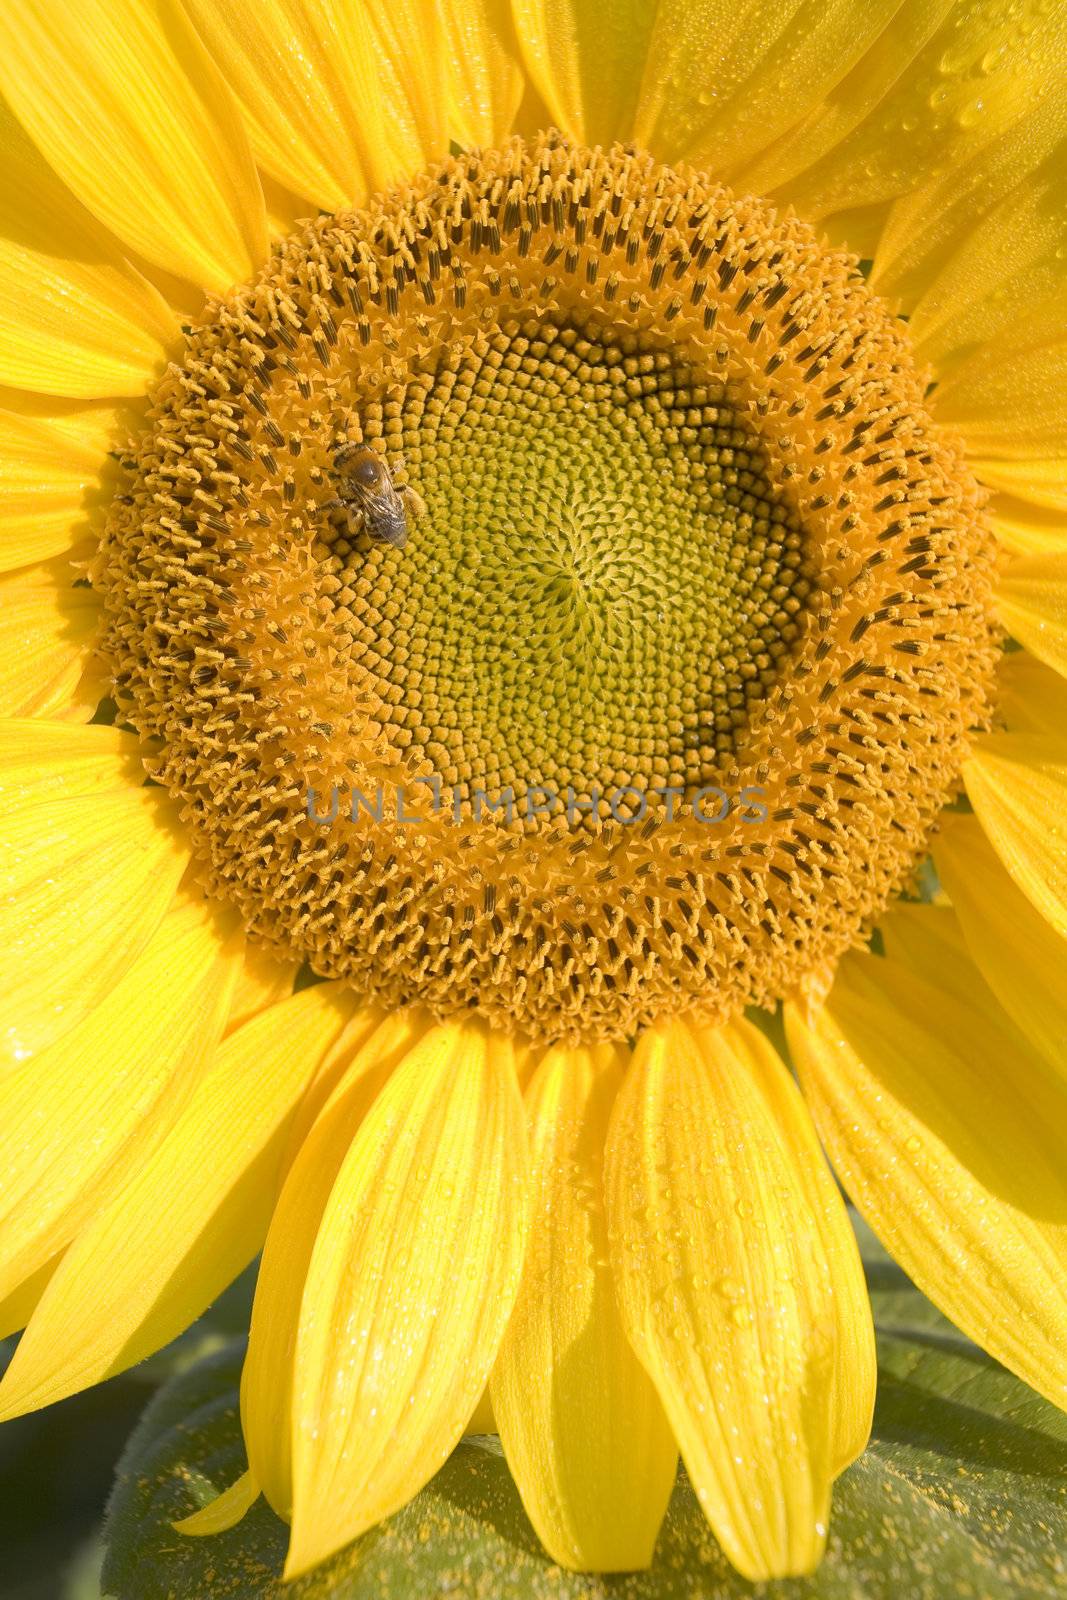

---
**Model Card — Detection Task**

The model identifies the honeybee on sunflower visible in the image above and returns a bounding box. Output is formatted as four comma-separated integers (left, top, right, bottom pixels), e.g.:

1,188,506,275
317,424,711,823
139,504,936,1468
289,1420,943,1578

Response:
0,0,1065,1586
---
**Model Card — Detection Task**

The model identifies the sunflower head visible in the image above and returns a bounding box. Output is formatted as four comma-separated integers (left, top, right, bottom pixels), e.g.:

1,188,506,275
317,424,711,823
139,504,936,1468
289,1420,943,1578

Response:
95,132,997,1041
2,3,1065,1595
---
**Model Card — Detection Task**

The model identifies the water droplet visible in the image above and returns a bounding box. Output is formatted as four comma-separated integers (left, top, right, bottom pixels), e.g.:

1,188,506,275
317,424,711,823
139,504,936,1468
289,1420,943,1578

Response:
957,97,986,129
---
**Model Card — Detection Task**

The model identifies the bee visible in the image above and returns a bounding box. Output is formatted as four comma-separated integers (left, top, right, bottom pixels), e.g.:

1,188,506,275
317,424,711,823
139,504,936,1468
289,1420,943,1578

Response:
324,443,424,550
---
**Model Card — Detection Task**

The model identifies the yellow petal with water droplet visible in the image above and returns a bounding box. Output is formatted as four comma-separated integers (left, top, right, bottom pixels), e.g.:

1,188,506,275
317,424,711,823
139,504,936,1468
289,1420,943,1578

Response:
873,94,1067,371
756,0,1067,224
242,1008,432,1519
491,1041,677,1571
284,1019,528,1580
732,0,953,201
183,0,390,211
635,0,913,188
0,984,348,1420
509,0,658,143
440,0,525,148
787,950,1067,1413
971,456,1067,513
963,733,1067,939
185,1,520,210
604,1016,840,1582
934,337,1067,471
0,718,139,803
713,1018,876,1475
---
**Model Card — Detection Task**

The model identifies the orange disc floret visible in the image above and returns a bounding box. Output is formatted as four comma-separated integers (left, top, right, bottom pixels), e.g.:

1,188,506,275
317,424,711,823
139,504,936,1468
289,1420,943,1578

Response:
95,134,998,1042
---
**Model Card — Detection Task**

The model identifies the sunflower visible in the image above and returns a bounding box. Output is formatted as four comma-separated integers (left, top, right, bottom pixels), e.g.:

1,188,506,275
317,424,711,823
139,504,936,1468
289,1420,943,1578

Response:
1,0,1066,1585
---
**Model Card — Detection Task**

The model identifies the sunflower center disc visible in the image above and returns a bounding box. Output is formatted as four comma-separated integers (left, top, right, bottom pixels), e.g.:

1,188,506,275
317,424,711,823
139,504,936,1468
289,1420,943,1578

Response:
97,134,997,1042
336,324,816,800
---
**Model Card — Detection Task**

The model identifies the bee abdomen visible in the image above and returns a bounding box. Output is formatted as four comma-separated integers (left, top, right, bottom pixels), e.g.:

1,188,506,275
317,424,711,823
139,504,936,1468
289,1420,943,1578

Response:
368,506,408,548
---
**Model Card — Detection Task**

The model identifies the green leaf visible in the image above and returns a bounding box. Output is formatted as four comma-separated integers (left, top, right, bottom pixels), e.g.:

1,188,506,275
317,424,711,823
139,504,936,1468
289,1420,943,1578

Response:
101,1242,1067,1600
61,1536,105,1600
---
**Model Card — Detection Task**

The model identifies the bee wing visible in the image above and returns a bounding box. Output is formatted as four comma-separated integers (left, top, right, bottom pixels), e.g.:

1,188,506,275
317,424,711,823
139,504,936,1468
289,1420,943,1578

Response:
362,483,408,547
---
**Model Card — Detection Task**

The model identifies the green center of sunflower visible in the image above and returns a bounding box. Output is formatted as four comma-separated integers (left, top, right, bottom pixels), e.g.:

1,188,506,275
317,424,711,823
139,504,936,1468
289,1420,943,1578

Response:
95,134,998,1043
328,323,815,805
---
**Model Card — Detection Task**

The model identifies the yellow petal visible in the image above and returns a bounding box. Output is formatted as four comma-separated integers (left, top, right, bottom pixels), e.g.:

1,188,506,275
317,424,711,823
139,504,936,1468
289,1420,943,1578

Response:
260,172,314,240
225,943,298,1034
285,1020,529,1580
0,554,101,719
441,0,525,149
719,1018,876,1474
988,492,1067,558
0,0,268,295
962,733,1067,940
878,901,981,1006
972,456,1067,513
730,0,952,199
817,198,894,262
936,815,1067,1081
364,0,450,167
786,951,1067,1412
0,403,125,569
464,1388,496,1434
751,0,1067,225
242,1008,430,1519
509,0,656,144
0,1252,60,1342
878,898,1046,1053
0,894,241,1306
634,1,914,187
996,553,1067,677
174,1470,261,1537
604,1017,841,1582
995,651,1067,737
182,0,384,211
0,721,189,1064
490,1042,677,1571
275,1001,395,1173
0,107,175,398
188,0,461,213
0,984,348,1419
0,716,143,802
934,336,1067,466
872,94,1067,371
